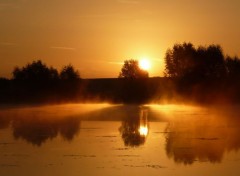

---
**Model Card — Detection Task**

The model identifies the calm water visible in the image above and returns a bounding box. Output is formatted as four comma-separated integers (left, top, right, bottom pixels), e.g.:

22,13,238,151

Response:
0,104,240,176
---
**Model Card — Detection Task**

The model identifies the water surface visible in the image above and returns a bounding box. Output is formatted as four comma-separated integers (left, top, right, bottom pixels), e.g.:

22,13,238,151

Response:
0,104,240,176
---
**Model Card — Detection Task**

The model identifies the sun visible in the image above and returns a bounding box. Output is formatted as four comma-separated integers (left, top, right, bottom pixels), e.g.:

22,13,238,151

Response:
139,58,151,71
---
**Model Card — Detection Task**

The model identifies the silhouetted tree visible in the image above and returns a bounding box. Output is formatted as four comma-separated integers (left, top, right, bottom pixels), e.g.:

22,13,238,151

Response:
0,78,11,103
119,59,148,79
118,60,149,103
164,43,226,80
163,43,231,103
164,43,196,78
58,65,81,100
225,56,240,79
10,60,60,102
60,64,80,80
196,45,226,79
224,56,240,102
13,60,58,81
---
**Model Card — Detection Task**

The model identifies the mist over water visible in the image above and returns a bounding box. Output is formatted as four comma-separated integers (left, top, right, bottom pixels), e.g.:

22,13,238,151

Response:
0,103,240,176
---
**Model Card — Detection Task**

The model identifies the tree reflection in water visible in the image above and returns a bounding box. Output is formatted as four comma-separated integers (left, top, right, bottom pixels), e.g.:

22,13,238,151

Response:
119,106,149,147
2,103,240,163
0,105,152,147
11,116,81,146
164,108,240,165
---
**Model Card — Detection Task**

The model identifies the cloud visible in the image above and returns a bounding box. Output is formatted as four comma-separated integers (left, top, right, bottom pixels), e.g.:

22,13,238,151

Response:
50,46,76,51
0,0,25,9
152,58,163,62
108,61,123,65
0,42,17,46
0,3,11,7
86,60,123,65
117,0,140,4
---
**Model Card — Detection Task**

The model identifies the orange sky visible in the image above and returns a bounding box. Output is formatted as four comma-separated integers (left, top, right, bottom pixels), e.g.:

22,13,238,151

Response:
1,0,240,78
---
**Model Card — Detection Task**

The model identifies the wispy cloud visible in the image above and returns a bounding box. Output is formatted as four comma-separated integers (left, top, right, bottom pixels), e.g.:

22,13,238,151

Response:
87,60,123,65
117,0,140,4
0,42,17,46
0,3,11,7
152,58,163,62
50,46,76,51
107,61,123,65
0,0,24,9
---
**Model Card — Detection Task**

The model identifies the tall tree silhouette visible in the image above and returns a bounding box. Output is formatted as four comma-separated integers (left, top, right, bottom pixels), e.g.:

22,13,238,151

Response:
164,43,196,78
164,43,226,80
196,45,226,79
119,59,148,79
163,43,231,103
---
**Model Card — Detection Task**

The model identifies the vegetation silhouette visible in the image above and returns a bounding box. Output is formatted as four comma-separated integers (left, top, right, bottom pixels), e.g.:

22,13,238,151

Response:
13,60,59,82
118,59,150,103
60,64,80,80
164,43,226,79
164,42,240,104
58,64,81,100
1,42,240,104
4,60,81,103
225,56,240,79
119,59,148,79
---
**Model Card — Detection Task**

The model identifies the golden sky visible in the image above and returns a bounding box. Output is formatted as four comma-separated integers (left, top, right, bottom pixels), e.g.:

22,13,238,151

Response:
0,0,240,78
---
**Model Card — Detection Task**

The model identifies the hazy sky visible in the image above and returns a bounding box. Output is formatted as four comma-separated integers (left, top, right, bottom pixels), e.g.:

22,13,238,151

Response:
1,0,240,78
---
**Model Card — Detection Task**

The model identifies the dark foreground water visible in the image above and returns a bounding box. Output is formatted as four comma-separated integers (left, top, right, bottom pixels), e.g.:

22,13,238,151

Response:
0,104,240,176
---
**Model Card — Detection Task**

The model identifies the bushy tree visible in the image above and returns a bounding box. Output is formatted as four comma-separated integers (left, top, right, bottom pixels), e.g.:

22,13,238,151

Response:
12,60,58,81
11,60,59,102
196,45,226,79
119,59,148,79
164,43,227,80
59,65,81,99
60,64,80,80
164,43,196,78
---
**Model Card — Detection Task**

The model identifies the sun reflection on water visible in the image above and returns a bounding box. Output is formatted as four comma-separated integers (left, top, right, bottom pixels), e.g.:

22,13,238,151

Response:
139,126,148,136
139,106,149,137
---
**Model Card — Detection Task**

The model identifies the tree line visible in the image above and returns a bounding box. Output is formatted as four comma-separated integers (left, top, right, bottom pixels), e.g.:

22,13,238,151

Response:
164,43,240,80
0,60,81,103
12,60,80,81
0,42,240,104
164,42,240,103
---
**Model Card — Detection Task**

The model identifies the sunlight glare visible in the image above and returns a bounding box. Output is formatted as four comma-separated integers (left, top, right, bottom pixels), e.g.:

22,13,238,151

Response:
139,58,151,71
139,126,148,136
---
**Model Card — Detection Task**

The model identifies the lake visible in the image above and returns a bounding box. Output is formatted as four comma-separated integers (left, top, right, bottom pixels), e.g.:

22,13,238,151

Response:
0,104,240,176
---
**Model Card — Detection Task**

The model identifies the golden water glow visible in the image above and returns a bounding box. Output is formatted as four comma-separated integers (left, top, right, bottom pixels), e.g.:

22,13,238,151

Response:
139,126,148,136
138,106,149,136
139,59,151,71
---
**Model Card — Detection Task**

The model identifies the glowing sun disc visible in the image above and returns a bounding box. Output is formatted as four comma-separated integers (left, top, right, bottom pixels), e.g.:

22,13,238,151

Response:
139,59,151,70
